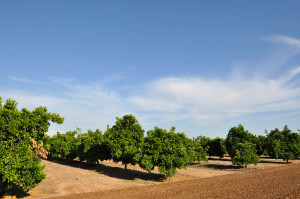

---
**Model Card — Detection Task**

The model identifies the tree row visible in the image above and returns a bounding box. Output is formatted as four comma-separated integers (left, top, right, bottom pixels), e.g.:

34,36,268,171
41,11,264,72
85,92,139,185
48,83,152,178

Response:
44,116,300,175
1,97,300,195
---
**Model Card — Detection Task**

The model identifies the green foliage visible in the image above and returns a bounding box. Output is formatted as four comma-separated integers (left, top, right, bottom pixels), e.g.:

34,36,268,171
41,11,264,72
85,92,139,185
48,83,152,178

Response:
0,142,46,192
140,127,204,177
47,130,79,160
254,135,267,156
106,114,144,169
225,124,257,158
0,97,64,193
20,107,64,143
191,138,207,163
77,129,111,164
232,142,260,167
195,136,211,152
207,137,226,158
265,125,300,162
176,130,207,164
42,134,51,152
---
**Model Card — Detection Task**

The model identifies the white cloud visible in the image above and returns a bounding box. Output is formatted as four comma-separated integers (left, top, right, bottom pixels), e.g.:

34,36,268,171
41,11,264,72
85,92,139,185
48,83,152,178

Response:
3,35,300,136
254,35,300,74
9,76,42,84
265,35,300,47
278,66,300,83
1,79,129,133
3,67,300,133
129,68,300,125
290,67,300,76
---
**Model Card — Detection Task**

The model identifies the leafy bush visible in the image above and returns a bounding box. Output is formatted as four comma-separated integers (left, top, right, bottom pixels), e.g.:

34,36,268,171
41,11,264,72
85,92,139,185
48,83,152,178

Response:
191,138,207,163
254,135,267,156
232,142,260,167
47,130,79,160
225,124,257,159
106,114,144,169
77,129,111,164
207,137,226,158
139,127,205,177
265,126,300,162
195,136,211,153
0,97,63,194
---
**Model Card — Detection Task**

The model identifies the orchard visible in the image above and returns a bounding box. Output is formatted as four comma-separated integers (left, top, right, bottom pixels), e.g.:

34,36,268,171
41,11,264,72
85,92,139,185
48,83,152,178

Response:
1,96,299,194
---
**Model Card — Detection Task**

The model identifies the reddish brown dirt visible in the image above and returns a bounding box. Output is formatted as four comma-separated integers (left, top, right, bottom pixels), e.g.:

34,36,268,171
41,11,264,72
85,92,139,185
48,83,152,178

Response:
4,156,299,198
49,163,300,199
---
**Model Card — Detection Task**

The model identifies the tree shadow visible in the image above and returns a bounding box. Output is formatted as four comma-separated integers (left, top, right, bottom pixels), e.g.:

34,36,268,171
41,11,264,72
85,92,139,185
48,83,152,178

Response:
0,182,30,198
203,164,243,170
45,159,165,182
259,156,298,164
207,157,232,162
259,160,286,164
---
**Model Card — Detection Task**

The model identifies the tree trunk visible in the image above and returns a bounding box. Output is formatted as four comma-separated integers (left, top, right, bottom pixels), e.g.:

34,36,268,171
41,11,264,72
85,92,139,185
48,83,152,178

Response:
125,164,127,169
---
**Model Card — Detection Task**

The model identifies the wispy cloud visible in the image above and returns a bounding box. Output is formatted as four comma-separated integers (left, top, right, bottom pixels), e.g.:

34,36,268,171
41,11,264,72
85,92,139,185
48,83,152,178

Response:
265,35,300,47
3,67,300,135
128,35,300,126
3,35,300,136
278,66,300,83
128,69,300,125
9,76,41,84
255,35,300,74
2,78,129,134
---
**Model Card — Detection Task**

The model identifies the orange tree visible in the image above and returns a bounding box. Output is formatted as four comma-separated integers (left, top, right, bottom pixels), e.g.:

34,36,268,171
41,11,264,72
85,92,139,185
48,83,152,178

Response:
139,127,204,177
0,97,64,194
195,136,211,155
265,126,300,163
207,137,226,158
225,124,257,158
225,125,259,166
105,114,144,169
46,130,79,160
77,129,111,164
231,142,260,167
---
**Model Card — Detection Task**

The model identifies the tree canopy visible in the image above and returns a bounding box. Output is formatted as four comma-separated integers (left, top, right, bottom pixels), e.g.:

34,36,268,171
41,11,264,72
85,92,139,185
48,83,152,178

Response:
225,124,257,158
139,127,206,177
77,129,111,164
105,114,144,169
46,130,78,160
207,137,226,158
0,97,64,194
265,125,300,162
225,125,260,166
232,142,260,167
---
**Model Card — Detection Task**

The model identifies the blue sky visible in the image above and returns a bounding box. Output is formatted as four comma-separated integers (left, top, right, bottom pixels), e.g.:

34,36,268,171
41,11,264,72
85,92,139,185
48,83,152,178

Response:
1,1,300,138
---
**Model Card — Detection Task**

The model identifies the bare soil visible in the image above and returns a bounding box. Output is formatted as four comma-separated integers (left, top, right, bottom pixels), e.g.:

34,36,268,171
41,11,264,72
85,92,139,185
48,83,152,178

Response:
50,162,300,199
5,156,300,199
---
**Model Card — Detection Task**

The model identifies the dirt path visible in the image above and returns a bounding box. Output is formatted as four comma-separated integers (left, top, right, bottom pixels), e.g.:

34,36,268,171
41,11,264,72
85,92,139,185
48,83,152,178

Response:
49,163,300,199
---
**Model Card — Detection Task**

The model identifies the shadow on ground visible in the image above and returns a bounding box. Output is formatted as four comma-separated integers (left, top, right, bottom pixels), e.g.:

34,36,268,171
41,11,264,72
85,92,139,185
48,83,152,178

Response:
203,164,243,170
258,156,289,164
45,159,165,182
207,157,232,162
0,182,30,198
259,160,286,164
